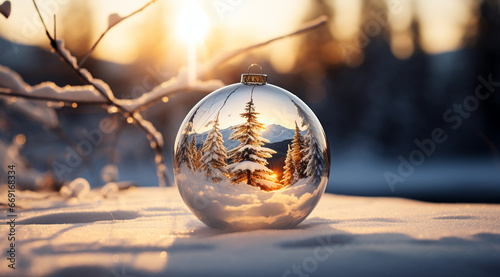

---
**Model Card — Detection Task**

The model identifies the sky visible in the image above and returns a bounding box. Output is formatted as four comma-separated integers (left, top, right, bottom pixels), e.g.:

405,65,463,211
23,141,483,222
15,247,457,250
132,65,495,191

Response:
192,83,305,133
0,0,481,68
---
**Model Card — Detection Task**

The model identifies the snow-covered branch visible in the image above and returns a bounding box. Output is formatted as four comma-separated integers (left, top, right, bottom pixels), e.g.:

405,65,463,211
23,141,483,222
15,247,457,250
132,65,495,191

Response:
1,0,328,188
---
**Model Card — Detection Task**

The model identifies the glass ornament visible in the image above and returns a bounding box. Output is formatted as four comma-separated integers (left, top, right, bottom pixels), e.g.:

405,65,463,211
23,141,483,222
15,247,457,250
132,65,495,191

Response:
173,64,330,230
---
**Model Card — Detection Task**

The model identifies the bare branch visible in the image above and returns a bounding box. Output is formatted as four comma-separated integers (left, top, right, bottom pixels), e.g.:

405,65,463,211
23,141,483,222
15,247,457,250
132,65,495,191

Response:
79,0,158,67
199,15,328,77
18,1,327,188
32,0,170,186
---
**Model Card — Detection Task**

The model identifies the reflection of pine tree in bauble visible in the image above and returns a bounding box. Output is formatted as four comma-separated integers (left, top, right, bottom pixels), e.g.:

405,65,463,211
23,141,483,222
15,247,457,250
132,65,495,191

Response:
173,64,330,231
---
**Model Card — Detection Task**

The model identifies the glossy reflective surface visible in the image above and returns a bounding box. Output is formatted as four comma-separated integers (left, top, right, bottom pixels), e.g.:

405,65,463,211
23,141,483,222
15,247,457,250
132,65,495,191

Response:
173,82,330,230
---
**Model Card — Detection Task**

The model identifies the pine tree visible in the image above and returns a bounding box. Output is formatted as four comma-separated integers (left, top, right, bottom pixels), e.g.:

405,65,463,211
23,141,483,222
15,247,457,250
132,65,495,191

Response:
174,107,199,173
292,99,327,183
201,114,228,182
302,131,326,183
175,121,193,172
228,97,280,191
189,135,202,170
281,144,295,186
291,121,306,181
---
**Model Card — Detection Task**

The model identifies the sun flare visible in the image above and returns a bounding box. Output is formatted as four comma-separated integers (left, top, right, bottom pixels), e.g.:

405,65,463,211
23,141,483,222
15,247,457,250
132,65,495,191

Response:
176,4,209,43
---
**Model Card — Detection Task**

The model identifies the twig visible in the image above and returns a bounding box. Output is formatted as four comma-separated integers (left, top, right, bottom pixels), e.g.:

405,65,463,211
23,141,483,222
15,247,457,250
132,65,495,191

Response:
200,15,328,76
126,15,329,112
32,0,169,186
0,89,109,106
25,0,328,188
78,0,158,67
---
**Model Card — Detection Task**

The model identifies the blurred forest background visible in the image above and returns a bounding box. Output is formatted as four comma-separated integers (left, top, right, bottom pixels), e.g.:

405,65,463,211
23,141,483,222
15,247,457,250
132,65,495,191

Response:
1,0,499,202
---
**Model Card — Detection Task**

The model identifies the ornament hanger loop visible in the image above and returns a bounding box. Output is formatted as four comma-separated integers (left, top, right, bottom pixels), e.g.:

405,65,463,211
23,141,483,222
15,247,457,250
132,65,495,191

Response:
247,64,263,75
241,64,267,86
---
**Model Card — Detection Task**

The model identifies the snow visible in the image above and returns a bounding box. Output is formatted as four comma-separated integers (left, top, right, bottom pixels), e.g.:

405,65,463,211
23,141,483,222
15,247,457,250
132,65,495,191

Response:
0,186,498,277
114,75,224,112
176,164,325,230
0,65,106,104
100,164,119,183
56,40,78,68
235,144,276,154
8,98,59,129
0,140,47,191
254,179,283,190
228,161,273,173
60,178,90,199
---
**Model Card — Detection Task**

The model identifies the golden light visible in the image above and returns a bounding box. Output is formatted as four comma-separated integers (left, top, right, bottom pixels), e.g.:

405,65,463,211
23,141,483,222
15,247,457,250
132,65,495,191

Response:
271,173,277,179
15,134,26,146
176,3,209,43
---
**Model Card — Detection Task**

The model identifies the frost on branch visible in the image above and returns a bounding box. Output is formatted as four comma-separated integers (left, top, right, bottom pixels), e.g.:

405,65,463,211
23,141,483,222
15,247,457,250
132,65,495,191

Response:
9,99,59,129
0,65,106,103
2,0,327,189
115,69,224,112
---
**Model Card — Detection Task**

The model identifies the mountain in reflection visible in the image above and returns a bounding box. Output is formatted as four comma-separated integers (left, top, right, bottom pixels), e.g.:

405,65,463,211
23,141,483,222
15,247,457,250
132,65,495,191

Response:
191,124,304,151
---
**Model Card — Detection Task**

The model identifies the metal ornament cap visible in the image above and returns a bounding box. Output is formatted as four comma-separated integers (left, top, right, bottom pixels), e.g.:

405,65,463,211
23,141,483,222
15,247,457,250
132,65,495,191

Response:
241,64,267,85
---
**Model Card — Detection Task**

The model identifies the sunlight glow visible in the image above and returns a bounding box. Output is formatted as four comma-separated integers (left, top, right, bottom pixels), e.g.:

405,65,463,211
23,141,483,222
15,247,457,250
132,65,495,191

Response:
176,4,209,43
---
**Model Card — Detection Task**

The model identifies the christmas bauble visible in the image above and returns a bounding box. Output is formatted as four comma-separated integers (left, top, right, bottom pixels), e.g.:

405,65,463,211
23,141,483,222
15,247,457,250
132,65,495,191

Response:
173,65,330,230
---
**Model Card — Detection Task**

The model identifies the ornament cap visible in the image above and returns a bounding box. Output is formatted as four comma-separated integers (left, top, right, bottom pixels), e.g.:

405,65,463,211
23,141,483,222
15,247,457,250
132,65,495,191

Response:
241,64,267,85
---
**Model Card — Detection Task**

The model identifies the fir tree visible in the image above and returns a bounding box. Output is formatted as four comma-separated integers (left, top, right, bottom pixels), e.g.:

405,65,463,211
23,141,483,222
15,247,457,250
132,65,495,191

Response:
291,121,306,181
175,121,193,172
302,131,326,183
281,144,295,186
189,135,202,170
201,114,228,182
228,97,279,191
292,99,327,183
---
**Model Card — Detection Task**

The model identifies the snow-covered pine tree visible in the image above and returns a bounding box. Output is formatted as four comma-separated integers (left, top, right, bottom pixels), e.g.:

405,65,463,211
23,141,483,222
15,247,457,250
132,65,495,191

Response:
200,114,228,182
195,143,203,168
175,107,199,172
302,132,325,183
291,100,327,183
175,121,193,172
228,97,280,191
189,135,202,170
291,121,306,181
281,144,295,186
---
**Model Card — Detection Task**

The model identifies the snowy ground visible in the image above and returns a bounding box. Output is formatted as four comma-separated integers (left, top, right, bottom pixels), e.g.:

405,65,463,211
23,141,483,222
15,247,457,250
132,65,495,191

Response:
0,187,499,277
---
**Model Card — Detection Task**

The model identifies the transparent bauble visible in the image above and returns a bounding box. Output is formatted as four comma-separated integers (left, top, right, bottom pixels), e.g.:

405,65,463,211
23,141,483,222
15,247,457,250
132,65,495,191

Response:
173,66,330,230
